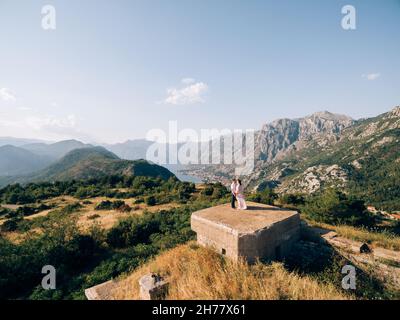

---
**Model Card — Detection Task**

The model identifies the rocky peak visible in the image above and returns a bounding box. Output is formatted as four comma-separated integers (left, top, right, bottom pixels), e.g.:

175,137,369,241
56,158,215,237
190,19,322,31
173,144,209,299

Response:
298,111,354,139
387,106,400,118
256,111,354,162
306,111,353,122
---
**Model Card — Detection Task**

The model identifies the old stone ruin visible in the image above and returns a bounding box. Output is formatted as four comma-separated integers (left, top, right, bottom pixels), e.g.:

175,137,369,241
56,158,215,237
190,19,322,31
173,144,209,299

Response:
191,202,300,263
139,273,169,300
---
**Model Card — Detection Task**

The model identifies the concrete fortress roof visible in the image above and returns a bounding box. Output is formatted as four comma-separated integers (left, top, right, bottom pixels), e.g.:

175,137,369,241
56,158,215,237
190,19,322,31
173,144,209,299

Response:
191,202,299,235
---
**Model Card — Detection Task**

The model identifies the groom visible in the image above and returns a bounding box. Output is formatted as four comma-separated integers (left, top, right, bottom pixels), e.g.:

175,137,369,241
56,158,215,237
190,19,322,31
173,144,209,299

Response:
230,178,237,209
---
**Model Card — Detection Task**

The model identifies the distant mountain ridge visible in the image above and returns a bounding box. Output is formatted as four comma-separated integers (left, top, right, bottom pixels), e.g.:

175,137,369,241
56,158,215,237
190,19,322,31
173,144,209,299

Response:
0,146,175,186
0,137,50,147
0,139,93,177
103,139,152,160
0,145,53,176
22,139,92,159
0,137,182,184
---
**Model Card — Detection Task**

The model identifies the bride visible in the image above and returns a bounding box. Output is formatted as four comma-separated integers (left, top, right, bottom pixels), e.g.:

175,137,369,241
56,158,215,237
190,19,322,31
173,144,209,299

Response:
235,179,247,210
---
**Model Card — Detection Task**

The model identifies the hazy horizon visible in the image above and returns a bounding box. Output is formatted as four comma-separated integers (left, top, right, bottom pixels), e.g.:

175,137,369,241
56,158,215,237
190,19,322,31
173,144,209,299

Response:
1,105,398,145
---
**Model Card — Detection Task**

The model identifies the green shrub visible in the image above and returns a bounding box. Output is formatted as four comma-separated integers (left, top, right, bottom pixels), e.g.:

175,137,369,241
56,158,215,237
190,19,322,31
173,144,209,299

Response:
88,214,100,220
247,188,277,205
211,183,229,199
201,185,214,196
16,205,37,217
95,200,126,210
279,193,305,206
145,196,157,206
0,206,13,217
106,215,160,248
1,218,20,232
60,202,83,214
134,198,144,204
303,189,375,227
95,200,113,210
112,200,126,209
116,204,132,213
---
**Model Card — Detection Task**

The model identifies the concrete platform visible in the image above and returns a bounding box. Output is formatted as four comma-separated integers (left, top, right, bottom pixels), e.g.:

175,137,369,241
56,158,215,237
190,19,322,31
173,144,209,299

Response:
191,202,300,263
85,280,119,300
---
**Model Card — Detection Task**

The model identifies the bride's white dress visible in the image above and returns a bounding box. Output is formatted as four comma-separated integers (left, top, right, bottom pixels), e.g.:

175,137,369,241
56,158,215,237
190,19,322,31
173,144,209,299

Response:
235,184,247,210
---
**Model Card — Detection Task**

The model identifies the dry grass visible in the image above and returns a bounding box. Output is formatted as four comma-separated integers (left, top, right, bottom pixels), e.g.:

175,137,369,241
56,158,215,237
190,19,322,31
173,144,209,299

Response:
1,196,181,245
77,201,180,230
1,228,42,244
333,225,400,251
1,194,180,231
112,242,351,300
308,220,400,251
1,231,25,243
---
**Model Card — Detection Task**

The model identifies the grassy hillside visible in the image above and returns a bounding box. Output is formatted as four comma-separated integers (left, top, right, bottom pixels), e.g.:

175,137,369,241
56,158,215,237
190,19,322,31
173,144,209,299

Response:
112,243,350,300
34,147,119,179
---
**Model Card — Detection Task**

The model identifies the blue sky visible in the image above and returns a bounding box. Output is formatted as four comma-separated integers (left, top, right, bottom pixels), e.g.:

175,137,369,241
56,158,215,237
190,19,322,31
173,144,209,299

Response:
0,0,399,143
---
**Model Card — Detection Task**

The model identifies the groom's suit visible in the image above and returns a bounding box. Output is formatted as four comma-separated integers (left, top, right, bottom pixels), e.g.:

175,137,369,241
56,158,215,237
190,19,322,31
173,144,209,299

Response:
230,182,237,209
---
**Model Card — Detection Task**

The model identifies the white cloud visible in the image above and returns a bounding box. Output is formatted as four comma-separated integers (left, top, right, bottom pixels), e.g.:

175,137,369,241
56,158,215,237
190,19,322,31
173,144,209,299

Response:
0,109,95,142
25,114,76,130
0,88,16,102
0,114,76,132
17,106,32,111
0,119,23,128
164,79,208,105
26,114,96,142
362,73,381,81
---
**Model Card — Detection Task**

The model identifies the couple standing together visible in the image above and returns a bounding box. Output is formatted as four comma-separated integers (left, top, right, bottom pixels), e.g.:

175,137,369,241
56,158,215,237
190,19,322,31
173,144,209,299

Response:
230,179,247,210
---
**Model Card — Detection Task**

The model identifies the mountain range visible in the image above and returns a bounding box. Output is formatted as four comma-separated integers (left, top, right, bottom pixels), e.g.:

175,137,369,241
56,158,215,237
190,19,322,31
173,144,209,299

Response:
0,140,92,178
0,106,399,210
182,106,400,211
256,107,400,211
0,145,53,176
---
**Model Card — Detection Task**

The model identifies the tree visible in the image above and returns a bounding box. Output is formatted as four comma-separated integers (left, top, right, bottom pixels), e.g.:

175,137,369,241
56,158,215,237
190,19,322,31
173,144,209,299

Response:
303,189,374,226
279,193,305,206
146,196,157,206
1,218,20,232
248,188,277,205
201,184,214,196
